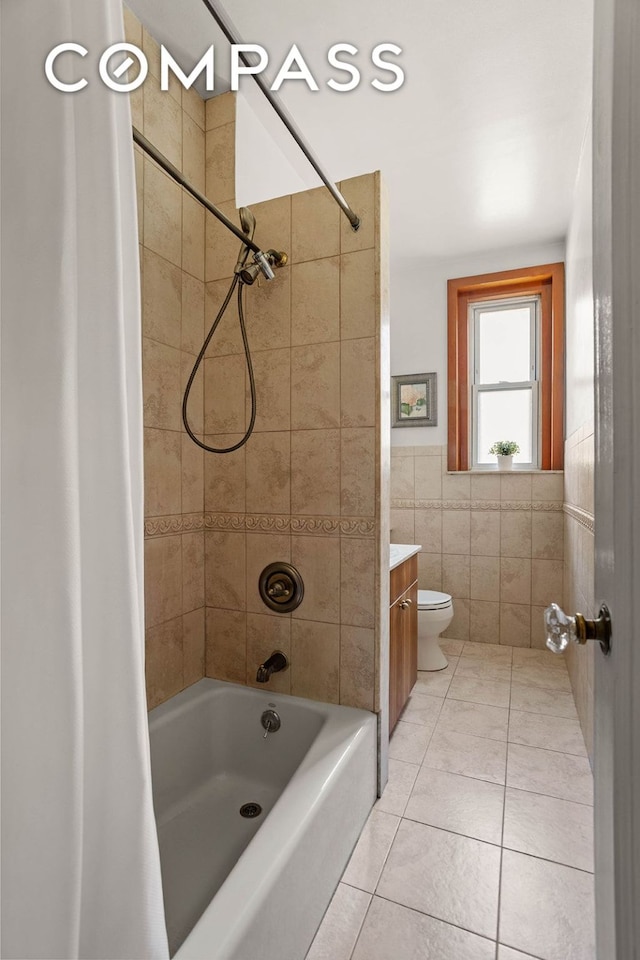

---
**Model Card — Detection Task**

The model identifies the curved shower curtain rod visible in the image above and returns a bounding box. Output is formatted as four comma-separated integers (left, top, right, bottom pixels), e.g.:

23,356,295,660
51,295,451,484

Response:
198,0,361,232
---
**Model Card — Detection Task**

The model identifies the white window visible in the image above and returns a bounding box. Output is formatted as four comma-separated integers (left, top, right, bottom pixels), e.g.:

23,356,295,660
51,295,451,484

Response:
469,295,540,469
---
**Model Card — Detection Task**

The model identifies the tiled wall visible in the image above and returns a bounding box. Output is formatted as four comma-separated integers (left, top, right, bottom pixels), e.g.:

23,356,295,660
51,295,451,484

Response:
126,8,207,708
391,446,564,647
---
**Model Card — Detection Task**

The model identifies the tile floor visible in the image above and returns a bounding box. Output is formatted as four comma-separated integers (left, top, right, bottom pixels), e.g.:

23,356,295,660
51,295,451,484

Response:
306,640,595,960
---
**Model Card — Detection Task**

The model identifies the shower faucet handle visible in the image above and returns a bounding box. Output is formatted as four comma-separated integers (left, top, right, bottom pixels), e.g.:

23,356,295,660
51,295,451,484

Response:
544,602,612,655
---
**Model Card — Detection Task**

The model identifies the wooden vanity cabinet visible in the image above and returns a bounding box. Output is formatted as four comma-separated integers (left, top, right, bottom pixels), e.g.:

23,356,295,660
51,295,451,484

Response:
389,555,418,732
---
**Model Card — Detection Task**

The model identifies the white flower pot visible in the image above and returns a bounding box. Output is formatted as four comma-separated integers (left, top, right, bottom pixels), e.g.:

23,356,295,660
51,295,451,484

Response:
497,454,514,470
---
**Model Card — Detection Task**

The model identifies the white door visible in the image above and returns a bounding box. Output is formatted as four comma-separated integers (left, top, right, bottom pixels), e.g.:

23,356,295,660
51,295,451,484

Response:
593,0,640,956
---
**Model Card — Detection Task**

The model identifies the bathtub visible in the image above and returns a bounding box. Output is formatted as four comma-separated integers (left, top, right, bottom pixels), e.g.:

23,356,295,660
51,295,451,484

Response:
149,678,377,959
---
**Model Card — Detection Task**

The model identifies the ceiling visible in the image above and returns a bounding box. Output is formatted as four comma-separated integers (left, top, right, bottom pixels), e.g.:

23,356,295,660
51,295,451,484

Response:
128,0,593,264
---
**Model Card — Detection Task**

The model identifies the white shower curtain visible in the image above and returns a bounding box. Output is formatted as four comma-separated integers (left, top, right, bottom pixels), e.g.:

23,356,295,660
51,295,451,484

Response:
1,2,169,958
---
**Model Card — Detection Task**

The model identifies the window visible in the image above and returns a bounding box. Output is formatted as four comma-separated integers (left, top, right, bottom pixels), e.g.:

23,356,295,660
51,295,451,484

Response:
447,263,564,471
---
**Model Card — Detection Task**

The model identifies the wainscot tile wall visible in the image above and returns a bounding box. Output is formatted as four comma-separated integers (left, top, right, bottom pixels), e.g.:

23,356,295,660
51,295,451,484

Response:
391,446,564,648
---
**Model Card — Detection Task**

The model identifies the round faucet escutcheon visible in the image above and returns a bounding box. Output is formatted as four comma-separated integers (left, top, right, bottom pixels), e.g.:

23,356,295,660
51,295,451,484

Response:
258,562,304,613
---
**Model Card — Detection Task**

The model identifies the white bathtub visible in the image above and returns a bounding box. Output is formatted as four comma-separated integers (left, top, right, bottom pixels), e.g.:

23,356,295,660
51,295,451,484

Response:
149,678,377,959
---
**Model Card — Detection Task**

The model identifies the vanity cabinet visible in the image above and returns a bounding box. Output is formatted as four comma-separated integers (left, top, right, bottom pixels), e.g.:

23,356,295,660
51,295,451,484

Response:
389,554,418,732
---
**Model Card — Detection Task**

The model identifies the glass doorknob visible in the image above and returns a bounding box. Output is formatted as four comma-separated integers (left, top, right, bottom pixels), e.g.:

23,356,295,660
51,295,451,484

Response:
544,602,611,655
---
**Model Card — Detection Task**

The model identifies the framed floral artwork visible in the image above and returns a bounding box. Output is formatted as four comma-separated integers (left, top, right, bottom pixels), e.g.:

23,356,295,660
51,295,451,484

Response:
391,372,437,427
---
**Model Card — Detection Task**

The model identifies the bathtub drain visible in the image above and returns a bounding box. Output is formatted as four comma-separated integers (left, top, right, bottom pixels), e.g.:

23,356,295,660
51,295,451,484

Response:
240,802,262,819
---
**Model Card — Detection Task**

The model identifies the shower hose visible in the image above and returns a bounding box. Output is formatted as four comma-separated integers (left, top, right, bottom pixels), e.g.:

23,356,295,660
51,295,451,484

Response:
182,274,256,454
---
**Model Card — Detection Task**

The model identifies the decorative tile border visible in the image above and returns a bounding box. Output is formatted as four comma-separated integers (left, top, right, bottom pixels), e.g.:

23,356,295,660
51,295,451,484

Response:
145,512,375,539
564,503,595,534
391,499,564,512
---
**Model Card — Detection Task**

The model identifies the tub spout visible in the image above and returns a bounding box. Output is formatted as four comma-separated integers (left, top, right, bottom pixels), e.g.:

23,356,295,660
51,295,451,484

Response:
256,651,288,683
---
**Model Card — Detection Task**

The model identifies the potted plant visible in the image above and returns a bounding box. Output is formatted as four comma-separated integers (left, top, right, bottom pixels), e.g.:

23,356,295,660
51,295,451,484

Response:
489,440,520,470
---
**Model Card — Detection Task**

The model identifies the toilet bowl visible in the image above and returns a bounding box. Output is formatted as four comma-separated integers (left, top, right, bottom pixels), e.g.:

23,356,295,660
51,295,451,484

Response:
418,590,454,671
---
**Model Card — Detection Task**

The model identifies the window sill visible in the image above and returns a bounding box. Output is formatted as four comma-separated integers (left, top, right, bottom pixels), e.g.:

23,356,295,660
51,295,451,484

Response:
447,469,564,475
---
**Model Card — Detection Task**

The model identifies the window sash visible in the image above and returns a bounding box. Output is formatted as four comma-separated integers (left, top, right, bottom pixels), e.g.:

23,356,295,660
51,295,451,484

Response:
471,381,540,469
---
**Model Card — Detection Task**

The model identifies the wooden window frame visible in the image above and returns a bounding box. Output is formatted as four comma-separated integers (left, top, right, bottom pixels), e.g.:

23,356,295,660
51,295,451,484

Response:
447,263,564,471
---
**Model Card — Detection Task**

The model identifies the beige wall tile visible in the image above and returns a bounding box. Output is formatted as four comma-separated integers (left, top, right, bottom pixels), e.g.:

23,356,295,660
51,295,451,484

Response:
470,556,500,601
246,613,291,693
144,428,181,517
250,195,291,256
205,607,246,683
143,81,182,169
291,342,340,429
532,559,564,606
500,558,532,605
341,249,376,340
182,112,205,193
442,472,471,500
442,511,471,555
146,616,183,709
390,508,415,543
204,354,246,434
340,626,375,710
291,537,341,624
182,86,205,130
182,532,205,613
341,338,376,428
142,247,182,349
246,432,291,514
205,200,242,281
291,258,340,345
469,600,500,644
442,554,470,599
182,352,204,436
143,337,182,430
418,552,442,591
144,535,182,628
292,187,340,262
531,473,564,501
442,597,470,641
530,606,548,649
182,193,205,281
341,428,376,517
471,474,501,501
134,149,144,232
414,508,442,554
143,159,182,267
532,512,564,560
500,474,532,501
414,456,442,499
500,603,531,647
205,91,235,130
182,273,204,355
291,429,340,516
123,6,142,45
205,123,235,204
204,531,246,609
251,347,291,433
205,281,244,356
471,511,501,557
131,83,144,132
183,608,205,687
500,511,532,558
341,538,375,628
391,456,415,500
339,173,376,254
142,29,180,102
290,620,340,702
245,270,291,351
204,434,245,512
245,533,292,615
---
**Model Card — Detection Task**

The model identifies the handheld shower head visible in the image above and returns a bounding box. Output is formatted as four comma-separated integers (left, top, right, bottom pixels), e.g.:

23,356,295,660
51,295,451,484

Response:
239,206,256,241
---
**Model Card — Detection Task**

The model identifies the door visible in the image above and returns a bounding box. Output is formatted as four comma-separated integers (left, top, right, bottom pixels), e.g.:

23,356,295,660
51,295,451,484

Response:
593,0,640,955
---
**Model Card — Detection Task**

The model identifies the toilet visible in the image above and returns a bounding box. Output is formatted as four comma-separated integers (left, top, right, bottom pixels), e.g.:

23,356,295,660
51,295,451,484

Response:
417,590,454,671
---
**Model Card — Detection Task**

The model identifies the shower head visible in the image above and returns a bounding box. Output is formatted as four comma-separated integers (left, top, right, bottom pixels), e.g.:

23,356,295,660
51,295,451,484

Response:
239,206,256,241
239,250,288,285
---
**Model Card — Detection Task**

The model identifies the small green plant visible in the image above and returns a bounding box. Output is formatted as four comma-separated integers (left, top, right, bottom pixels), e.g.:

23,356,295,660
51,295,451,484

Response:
489,440,520,456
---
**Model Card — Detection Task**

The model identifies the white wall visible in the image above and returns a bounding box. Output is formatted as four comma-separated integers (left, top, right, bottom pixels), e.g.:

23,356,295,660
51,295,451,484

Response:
390,240,566,447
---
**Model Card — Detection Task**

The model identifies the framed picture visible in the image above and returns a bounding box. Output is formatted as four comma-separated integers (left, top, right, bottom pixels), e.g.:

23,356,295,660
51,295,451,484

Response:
391,372,437,427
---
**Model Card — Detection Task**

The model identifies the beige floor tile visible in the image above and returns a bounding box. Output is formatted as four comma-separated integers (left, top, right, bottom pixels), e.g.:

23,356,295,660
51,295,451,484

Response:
305,883,371,960
375,759,420,817
388,720,434,764
510,661,572,692
503,788,594,872
510,683,578,720
447,676,511,708
455,657,512,683
405,767,504,844
438,699,509,741
499,850,595,960
462,640,513,663
424,729,507,784
498,946,543,960
506,743,593,805
440,638,465,657
341,809,400,893
508,710,587,756
377,820,501,939
352,897,495,960
511,647,568,669
413,659,458,697
398,692,444,726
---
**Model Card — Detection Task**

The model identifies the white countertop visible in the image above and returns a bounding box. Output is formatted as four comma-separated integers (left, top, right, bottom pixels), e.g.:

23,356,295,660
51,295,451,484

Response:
390,543,422,571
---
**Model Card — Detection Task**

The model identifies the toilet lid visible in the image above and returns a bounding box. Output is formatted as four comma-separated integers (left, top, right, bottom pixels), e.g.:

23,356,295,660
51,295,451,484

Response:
418,589,452,610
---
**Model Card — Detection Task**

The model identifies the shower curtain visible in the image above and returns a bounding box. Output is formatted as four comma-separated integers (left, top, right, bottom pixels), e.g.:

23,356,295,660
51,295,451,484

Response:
1,2,169,958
